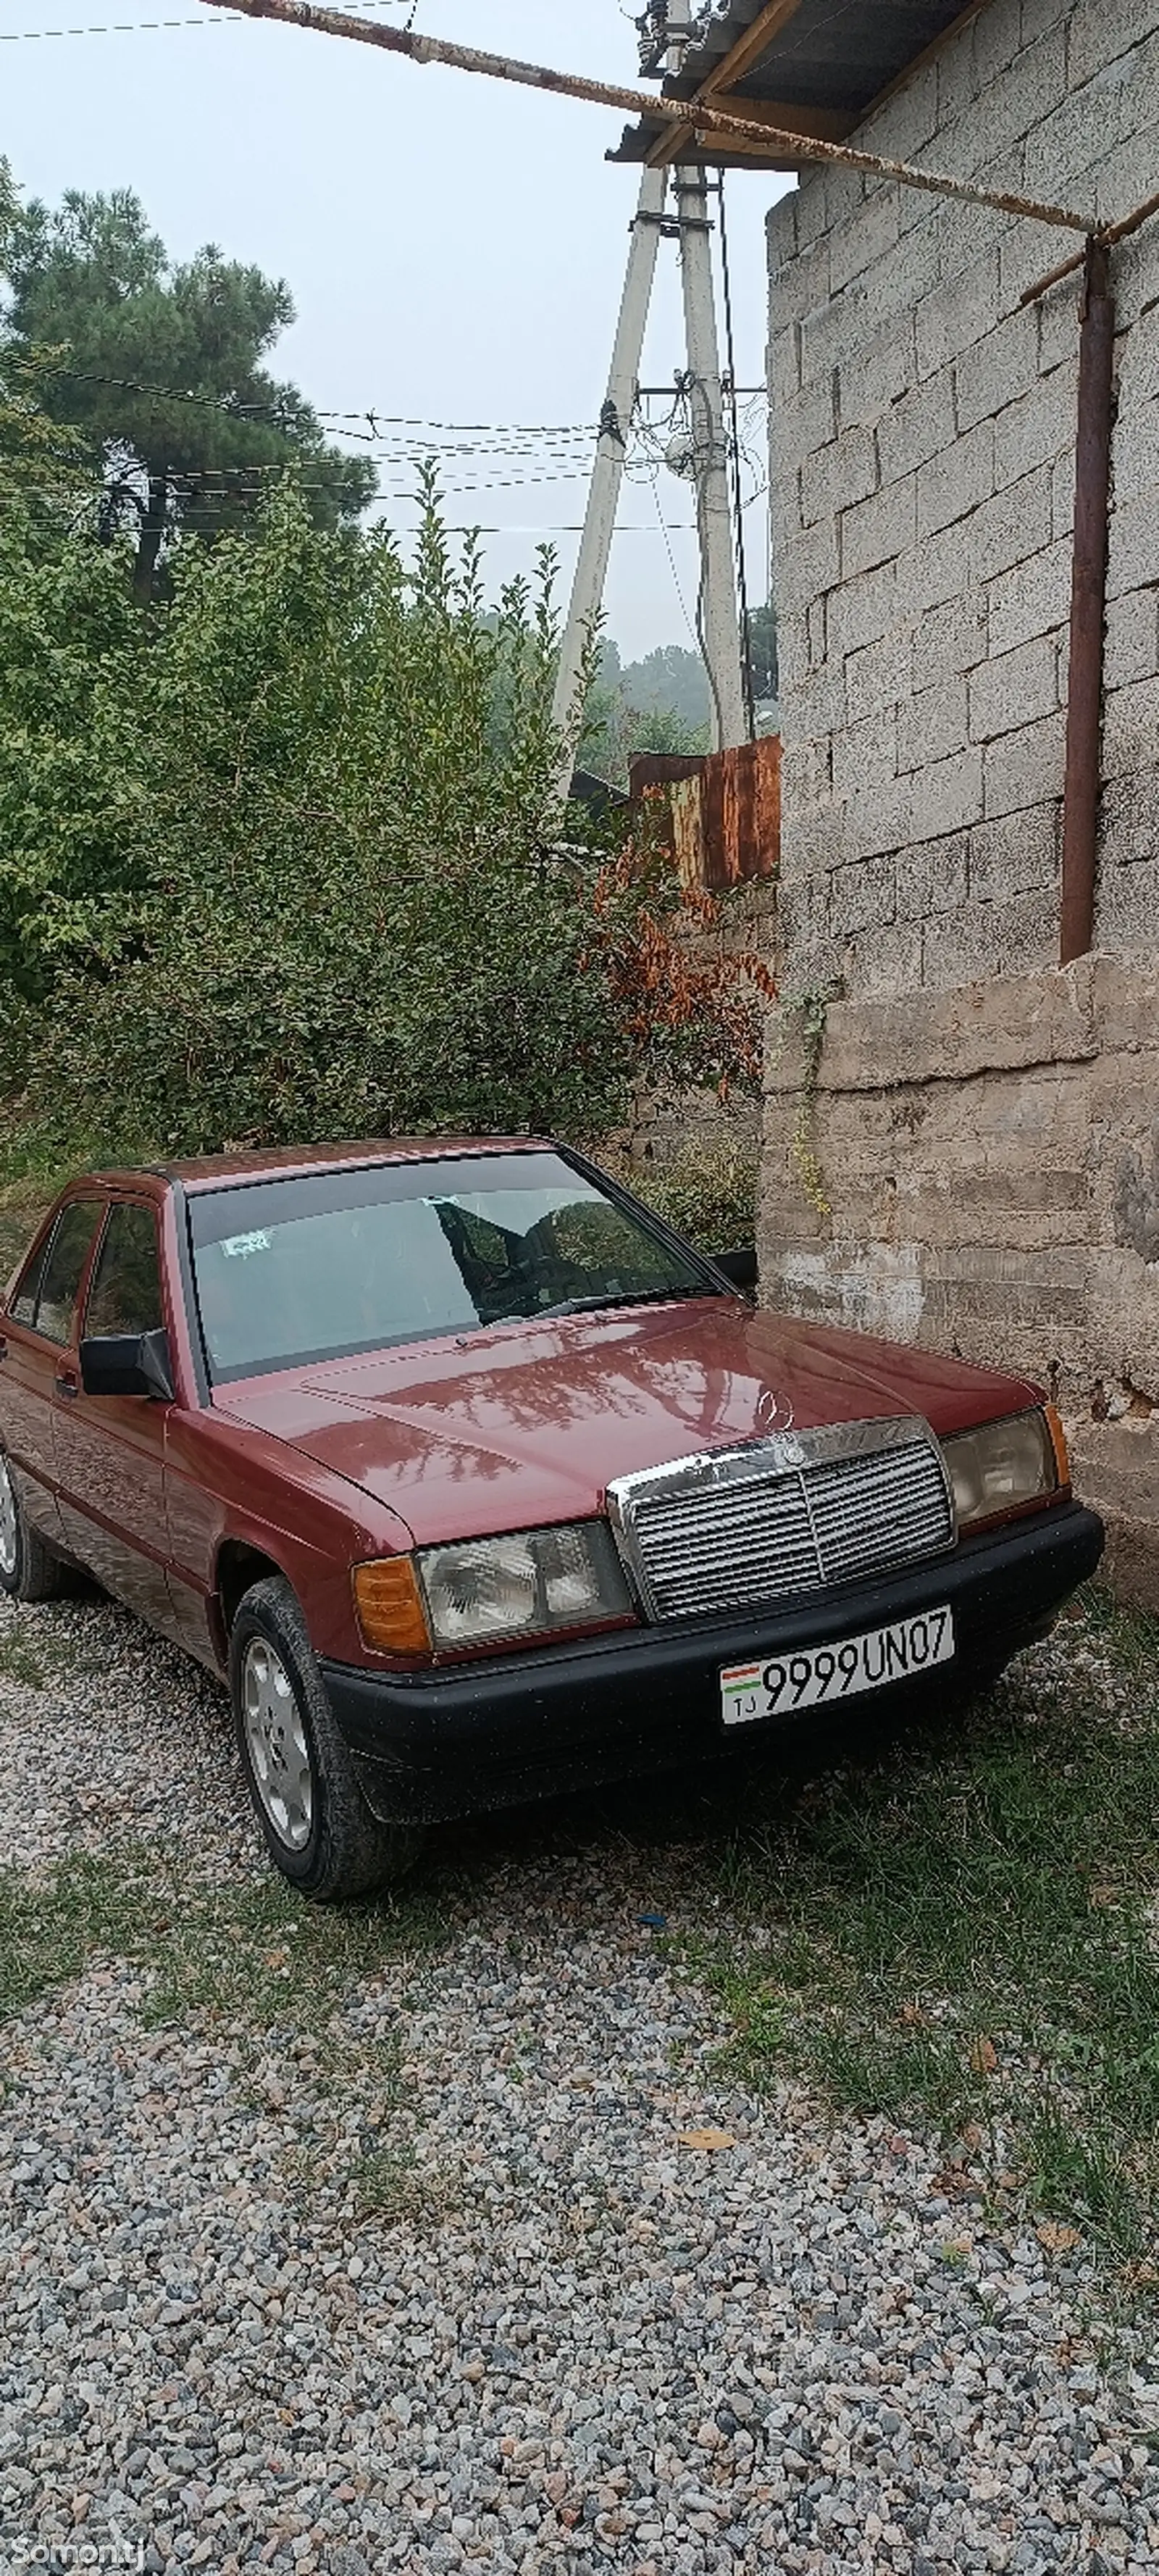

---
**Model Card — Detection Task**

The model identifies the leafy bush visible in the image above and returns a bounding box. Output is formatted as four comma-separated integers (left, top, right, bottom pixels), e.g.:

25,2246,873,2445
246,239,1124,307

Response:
629,1138,759,1252
1,473,771,1161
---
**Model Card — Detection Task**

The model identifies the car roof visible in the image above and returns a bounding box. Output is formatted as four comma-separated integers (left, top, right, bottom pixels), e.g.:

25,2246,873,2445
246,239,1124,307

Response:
88,1136,556,1195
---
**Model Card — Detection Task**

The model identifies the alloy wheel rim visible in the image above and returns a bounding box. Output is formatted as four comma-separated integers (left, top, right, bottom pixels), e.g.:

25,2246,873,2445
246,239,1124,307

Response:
0,1457,17,1581
241,1636,314,1852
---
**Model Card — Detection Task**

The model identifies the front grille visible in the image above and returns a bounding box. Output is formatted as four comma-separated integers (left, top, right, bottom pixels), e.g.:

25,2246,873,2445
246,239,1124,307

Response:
607,1420,953,1621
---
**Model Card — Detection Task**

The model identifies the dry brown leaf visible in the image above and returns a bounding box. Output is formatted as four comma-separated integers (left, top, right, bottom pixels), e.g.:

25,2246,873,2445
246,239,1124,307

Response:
1037,2222,1081,2255
900,2001,926,2027
677,2127,736,2153
1088,1883,1117,1907
970,2035,998,2076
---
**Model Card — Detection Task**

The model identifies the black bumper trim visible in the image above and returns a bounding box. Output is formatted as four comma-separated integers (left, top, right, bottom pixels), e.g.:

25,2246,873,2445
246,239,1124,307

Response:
319,1502,1103,1824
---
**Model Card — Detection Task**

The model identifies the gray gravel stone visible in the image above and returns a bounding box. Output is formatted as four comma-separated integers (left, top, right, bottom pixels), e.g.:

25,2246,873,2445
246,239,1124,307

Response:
2,1591,1159,2572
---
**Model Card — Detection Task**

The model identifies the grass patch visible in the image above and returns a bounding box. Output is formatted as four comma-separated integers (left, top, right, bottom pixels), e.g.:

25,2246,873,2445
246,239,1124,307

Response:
0,1626,48,1689
702,1588,1159,2272
0,1843,445,2036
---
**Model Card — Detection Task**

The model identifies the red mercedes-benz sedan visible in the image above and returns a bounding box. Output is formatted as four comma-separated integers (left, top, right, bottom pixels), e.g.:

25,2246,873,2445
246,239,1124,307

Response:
0,1139,1102,1896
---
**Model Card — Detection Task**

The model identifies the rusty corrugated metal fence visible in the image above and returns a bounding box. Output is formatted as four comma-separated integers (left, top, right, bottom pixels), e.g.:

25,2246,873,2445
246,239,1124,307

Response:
629,735,780,895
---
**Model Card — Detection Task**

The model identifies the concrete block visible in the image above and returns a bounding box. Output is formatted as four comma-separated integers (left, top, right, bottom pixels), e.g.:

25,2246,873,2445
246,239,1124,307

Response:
1068,2,1159,100
1108,490,1159,602
782,735,832,809
968,467,1054,584
845,626,911,724
799,425,878,529
777,373,837,466
778,514,840,620
841,475,916,580
983,709,1067,818
1100,764,1159,871
831,712,897,804
1102,672,1159,780
955,305,1040,432
1052,451,1075,543
911,596,989,687
906,745,984,843
792,659,847,743
916,421,995,537
1092,953,1159,1053
842,923,925,1003
969,806,1060,904
1112,391,1159,503
1104,587,1159,691
1036,282,1084,380
840,775,913,864
920,886,1060,989
994,368,1076,497
794,170,829,254
895,832,970,924
916,251,1003,380
1095,856,1159,954
877,373,956,484
861,50,939,156
806,596,828,667
897,678,969,775
800,275,872,385
1024,67,1145,207
766,192,798,270
837,325,919,431
827,557,900,657
906,515,979,614
968,633,1060,742
769,232,832,333
829,853,898,938
829,186,899,297
988,537,1072,653
800,964,1095,1093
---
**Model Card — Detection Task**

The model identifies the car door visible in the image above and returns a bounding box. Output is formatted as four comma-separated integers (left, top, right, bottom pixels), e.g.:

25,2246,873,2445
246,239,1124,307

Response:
52,1196,183,1641
0,1199,104,1550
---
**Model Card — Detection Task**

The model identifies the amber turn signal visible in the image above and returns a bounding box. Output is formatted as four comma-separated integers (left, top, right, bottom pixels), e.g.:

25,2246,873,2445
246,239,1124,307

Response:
1045,1401,1072,1493
352,1556,432,1656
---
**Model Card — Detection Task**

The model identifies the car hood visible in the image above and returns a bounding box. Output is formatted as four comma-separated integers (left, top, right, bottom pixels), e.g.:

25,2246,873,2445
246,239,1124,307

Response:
212,1298,1041,1550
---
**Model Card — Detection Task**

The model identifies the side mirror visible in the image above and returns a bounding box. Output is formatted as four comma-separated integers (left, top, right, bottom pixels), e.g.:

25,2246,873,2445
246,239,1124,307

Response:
79,1327,175,1403
711,1247,759,1294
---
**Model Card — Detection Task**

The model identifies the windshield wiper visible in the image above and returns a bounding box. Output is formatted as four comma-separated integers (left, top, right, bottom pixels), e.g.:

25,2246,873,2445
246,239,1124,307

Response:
537,1285,709,1320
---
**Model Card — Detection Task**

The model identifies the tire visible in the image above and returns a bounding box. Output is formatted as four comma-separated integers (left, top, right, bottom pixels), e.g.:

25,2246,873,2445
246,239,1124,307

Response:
0,1450,67,1603
230,1575,424,1901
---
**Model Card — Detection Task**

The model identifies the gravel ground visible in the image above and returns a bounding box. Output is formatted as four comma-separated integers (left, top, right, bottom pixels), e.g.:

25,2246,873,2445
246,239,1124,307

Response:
2,1587,1159,2576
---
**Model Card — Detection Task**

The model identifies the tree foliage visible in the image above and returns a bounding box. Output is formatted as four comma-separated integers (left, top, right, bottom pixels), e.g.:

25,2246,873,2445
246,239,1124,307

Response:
3,186,375,601
1,474,769,1161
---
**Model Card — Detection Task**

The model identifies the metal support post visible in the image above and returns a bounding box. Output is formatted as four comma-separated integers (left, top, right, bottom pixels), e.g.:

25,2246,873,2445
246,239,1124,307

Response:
1060,238,1115,966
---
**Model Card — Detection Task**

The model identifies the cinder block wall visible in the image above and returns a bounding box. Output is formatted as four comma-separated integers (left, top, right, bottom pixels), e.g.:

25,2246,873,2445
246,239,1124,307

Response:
762,0,1159,1597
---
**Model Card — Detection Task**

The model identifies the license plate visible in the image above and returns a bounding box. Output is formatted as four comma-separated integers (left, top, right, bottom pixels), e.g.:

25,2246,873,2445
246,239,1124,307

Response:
720,1605,955,1727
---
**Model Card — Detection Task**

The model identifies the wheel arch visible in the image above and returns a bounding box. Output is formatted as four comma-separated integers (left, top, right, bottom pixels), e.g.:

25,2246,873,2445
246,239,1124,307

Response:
215,1538,290,1639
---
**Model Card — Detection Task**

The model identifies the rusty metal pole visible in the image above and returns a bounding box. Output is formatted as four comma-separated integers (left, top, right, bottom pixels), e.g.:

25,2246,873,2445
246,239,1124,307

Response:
1060,238,1116,966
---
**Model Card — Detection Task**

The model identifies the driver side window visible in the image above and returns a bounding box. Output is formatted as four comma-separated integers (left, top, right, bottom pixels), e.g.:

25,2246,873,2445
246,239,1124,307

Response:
85,1204,164,1340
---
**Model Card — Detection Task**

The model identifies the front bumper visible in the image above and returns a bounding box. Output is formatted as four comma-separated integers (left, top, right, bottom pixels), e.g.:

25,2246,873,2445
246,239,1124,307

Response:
320,1501,1103,1825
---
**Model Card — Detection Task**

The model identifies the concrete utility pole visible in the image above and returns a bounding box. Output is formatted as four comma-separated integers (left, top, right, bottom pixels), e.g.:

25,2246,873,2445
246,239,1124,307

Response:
673,154,748,751
552,0,748,780
549,160,669,767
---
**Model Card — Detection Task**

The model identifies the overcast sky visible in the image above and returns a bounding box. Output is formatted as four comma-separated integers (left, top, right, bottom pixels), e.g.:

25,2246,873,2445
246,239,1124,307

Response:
3,0,792,661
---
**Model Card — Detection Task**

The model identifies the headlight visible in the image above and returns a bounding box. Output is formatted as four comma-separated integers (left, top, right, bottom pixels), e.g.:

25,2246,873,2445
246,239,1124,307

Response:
417,1520,633,1651
941,1406,1066,1534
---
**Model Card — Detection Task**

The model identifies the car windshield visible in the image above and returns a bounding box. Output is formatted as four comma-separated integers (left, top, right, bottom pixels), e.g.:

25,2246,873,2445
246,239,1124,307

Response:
188,1151,716,1383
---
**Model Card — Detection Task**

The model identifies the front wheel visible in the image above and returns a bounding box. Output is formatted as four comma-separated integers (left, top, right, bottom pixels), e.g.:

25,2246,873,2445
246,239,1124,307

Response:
0,1451,67,1603
230,1575,423,1901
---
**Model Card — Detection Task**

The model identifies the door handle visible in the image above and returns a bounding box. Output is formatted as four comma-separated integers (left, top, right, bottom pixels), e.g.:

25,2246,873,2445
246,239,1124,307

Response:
54,1369,80,1401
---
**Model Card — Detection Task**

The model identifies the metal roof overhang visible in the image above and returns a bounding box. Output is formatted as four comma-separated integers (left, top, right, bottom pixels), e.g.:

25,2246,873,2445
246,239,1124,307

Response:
610,0,990,168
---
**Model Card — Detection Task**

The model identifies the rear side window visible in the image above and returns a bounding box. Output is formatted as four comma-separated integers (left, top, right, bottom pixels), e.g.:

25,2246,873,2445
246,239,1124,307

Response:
9,1230,51,1327
33,1201,103,1347
85,1204,164,1340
